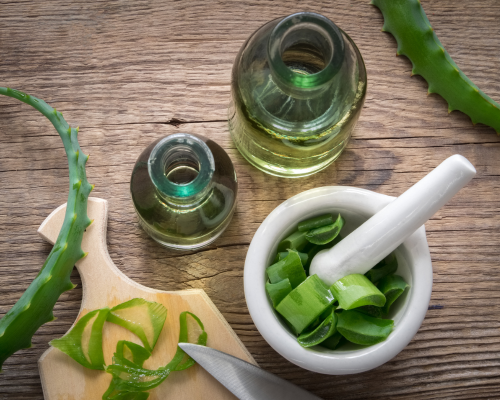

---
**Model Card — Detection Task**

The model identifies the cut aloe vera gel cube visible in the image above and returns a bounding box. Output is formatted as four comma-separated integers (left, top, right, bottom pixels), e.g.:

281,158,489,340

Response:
276,275,335,335
277,230,309,252
298,311,337,348
365,253,398,283
330,274,386,310
266,279,293,307
298,214,335,232
378,275,409,314
305,214,344,245
337,310,394,345
266,251,306,289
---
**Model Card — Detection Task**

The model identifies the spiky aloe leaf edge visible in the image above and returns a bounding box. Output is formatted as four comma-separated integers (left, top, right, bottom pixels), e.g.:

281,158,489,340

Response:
372,0,500,134
0,87,93,371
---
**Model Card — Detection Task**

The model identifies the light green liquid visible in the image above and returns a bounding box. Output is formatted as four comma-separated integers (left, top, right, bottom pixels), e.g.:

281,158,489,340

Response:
229,78,366,178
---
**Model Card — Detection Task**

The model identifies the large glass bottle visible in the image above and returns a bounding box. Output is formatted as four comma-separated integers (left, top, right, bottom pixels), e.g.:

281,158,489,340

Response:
130,133,237,250
229,12,367,178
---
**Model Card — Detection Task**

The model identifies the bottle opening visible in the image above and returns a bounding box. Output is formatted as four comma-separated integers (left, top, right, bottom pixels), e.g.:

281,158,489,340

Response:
268,12,345,89
280,24,331,75
164,145,201,185
148,133,215,200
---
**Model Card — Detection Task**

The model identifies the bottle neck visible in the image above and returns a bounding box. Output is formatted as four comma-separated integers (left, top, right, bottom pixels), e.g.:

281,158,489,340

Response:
148,133,215,207
267,12,345,97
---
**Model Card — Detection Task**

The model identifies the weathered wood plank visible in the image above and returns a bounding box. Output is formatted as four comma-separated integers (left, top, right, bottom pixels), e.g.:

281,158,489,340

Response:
1,0,500,399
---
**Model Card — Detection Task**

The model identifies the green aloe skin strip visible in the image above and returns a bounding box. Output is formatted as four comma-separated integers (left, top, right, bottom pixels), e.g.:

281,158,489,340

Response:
365,253,398,283
305,214,345,245
106,298,168,353
298,214,336,232
266,279,293,307
266,251,307,289
0,88,93,370
330,274,386,310
50,308,109,370
105,311,207,394
276,275,335,335
378,275,409,314
337,310,394,346
298,311,337,348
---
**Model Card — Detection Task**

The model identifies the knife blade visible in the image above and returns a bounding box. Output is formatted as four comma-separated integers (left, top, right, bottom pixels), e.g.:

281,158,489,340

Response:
178,343,322,400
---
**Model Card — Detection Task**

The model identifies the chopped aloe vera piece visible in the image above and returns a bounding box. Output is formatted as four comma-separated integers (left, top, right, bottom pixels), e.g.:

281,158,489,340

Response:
275,250,309,266
50,308,109,370
330,274,386,310
107,298,167,353
106,311,207,393
305,214,344,245
378,275,409,314
298,214,335,232
266,279,293,307
321,331,344,350
337,310,394,346
266,251,306,289
298,311,337,348
357,305,383,318
365,253,398,283
276,275,335,335
277,230,309,252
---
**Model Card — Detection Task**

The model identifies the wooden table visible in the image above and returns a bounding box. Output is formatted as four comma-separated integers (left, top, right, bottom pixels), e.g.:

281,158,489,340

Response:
1,1,499,399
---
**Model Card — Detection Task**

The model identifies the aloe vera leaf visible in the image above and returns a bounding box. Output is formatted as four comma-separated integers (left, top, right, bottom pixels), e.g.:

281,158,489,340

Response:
377,274,409,314
0,88,93,371
266,251,306,289
266,279,293,308
298,214,335,232
106,298,167,353
320,331,344,350
305,214,344,245
277,230,309,252
50,308,109,370
330,274,386,310
298,311,337,348
365,253,398,283
372,0,500,134
276,275,335,335
337,310,394,346
106,311,207,392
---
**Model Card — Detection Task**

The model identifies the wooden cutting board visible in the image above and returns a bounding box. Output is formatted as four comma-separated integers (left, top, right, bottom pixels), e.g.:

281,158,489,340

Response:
37,197,256,400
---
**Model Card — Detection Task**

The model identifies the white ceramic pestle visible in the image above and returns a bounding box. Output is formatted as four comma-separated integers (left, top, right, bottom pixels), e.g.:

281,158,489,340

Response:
309,154,476,286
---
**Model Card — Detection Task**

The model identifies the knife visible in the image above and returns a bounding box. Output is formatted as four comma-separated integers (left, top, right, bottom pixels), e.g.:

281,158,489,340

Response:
178,343,322,400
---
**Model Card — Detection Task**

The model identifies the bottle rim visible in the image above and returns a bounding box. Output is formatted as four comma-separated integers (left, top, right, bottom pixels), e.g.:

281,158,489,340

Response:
148,133,215,200
267,12,345,89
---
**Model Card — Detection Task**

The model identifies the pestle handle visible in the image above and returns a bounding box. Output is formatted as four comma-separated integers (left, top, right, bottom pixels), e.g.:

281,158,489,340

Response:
309,155,476,286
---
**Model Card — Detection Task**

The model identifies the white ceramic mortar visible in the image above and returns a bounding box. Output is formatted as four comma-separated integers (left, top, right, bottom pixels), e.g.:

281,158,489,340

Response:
244,186,433,375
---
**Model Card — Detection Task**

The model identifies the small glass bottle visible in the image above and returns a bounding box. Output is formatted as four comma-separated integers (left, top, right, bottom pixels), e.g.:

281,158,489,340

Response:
130,133,237,250
229,12,367,178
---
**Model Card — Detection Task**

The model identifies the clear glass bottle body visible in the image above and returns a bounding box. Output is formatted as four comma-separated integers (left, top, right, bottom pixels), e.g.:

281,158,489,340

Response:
130,133,237,250
229,12,367,178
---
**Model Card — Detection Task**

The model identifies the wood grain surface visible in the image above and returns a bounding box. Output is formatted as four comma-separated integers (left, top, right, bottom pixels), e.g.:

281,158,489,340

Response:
1,0,499,399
